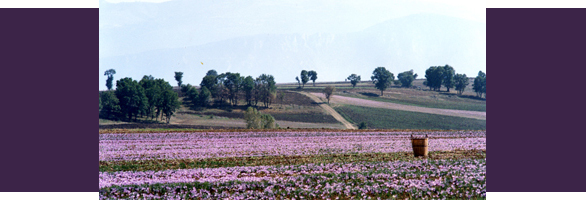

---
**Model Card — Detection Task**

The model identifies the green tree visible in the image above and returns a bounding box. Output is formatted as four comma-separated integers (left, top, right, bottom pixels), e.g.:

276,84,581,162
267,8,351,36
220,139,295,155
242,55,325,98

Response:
139,75,161,120
199,86,212,107
104,69,116,90
153,79,175,120
473,71,486,98
308,70,318,87
223,72,243,106
397,70,417,88
347,74,361,88
185,85,199,107
242,76,255,106
115,77,148,121
323,86,335,104
393,80,401,86
442,65,455,92
99,91,120,120
160,89,180,123
256,74,277,108
424,66,444,91
174,72,183,90
300,70,309,88
295,76,301,88
454,74,469,95
181,83,192,94
206,70,218,76
214,73,229,105
371,67,394,96
200,75,218,99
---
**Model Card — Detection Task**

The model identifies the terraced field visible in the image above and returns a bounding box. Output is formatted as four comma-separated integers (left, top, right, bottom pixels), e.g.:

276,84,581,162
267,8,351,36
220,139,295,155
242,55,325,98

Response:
312,92,486,120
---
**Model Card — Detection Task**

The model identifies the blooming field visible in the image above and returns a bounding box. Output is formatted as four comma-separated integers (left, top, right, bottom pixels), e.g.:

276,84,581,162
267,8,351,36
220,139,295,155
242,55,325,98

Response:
100,131,485,161
99,131,486,199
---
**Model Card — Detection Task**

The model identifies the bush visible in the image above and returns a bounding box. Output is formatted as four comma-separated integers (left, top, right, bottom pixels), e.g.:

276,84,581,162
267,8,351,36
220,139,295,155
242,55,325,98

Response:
358,122,368,129
244,107,276,129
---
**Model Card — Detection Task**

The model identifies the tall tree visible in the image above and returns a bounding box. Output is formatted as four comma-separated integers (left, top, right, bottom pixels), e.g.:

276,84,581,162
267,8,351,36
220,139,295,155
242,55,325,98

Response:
160,89,180,123
174,72,183,91
223,72,243,106
200,71,221,101
323,86,336,104
295,76,301,88
185,85,199,107
397,70,417,88
200,75,217,96
442,65,455,92
454,73,469,95
205,69,218,77
454,74,469,95
153,79,175,121
473,71,486,98
115,77,148,121
242,76,255,106
139,75,161,120
308,70,318,86
371,67,394,96
104,69,116,90
347,74,361,88
424,66,444,91
199,86,212,107
215,73,229,105
300,70,309,88
256,74,277,107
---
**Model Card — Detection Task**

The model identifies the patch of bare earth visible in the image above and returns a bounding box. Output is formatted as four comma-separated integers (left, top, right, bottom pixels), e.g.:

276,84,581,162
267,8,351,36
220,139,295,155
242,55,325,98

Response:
311,93,486,120
298,92,357,129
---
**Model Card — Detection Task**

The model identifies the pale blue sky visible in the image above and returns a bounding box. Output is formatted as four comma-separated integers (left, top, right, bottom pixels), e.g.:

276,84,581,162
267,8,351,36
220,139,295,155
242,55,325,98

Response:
99,0,486,91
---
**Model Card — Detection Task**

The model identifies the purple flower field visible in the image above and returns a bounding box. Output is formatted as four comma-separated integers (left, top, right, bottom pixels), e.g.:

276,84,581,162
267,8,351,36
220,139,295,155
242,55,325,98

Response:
100,131,485,161
99,131,486,199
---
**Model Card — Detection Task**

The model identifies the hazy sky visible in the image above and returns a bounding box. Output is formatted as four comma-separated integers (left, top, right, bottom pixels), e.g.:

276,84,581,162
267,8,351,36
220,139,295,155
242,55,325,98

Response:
99,0,485,90
101,0,485,23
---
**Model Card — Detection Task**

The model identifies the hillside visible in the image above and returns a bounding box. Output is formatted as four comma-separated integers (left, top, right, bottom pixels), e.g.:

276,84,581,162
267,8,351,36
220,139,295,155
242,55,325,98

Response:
99,79,485,130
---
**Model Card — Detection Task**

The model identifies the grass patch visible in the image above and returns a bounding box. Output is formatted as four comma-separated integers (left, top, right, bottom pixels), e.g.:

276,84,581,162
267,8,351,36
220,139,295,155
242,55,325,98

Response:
99,150,485,172
334,105,486,130
270,113,338,124
337,93,486,112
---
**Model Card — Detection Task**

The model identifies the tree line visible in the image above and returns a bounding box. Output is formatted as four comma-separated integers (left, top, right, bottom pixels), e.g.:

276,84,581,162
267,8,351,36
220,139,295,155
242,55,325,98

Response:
100,73,180,123
180,70,278,109
341,66,485,98
422,65,486,97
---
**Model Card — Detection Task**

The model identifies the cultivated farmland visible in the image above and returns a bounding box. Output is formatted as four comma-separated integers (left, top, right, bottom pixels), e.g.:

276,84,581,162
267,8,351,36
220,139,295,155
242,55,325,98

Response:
99,130,486,199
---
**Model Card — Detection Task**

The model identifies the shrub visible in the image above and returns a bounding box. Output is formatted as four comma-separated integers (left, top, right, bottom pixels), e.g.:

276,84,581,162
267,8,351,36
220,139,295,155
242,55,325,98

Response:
358,122,368,129
244,107,276,129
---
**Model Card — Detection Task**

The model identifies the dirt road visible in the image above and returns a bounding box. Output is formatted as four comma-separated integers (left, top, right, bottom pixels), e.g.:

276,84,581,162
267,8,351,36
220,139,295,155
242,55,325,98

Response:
310,93,486,120
298,92,357,129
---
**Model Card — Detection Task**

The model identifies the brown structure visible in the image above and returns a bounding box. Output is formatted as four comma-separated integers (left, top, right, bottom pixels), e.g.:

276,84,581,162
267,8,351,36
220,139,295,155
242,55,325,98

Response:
411,134,429,157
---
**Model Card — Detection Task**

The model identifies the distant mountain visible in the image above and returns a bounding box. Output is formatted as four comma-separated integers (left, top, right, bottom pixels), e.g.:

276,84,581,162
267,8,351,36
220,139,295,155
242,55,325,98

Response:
99,0,398,58
99,13,485,90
